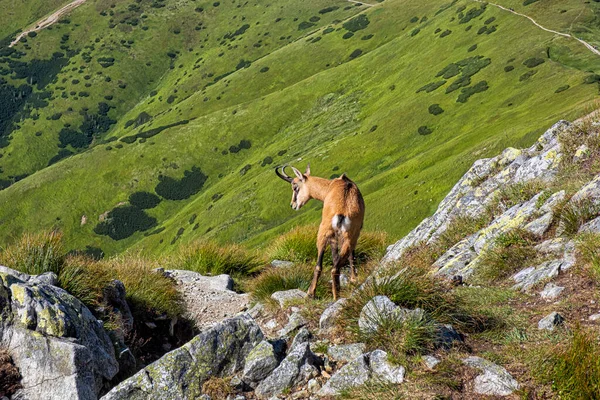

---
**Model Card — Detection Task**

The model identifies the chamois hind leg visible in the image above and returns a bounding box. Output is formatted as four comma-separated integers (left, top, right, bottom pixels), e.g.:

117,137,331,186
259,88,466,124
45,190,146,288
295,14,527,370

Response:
330,234,340,267
348,234,360,283
307,222,332,298
332,237,352,300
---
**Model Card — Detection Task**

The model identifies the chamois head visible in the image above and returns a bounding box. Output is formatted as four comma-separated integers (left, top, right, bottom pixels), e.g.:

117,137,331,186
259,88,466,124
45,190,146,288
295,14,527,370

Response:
275,164,311,210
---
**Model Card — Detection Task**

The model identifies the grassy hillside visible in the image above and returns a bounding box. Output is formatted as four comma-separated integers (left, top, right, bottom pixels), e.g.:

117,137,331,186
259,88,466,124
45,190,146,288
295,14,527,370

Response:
0,0,599,256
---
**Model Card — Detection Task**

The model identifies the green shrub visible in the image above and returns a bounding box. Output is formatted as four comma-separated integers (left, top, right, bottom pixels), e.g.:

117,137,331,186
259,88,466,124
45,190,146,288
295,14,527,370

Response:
468,44,477,52
343,15,370,32
410,17,419,23
439,29,452,38
298,21,315,30
576,233,600,281
349,49,363,59
523,0,540,5
583,74,600,84
0,231,64,275
456,80,488,103
487,181,546,215
362,34,373,40
428,104,444,115
504,65,514,72
459,6,486,24
417,80,446,93
410,28,421,37
343,32,354,39
523,57,545,68
319,6,339,14
173,241,262,278
129,191,161,209
555,85,570,93
155,166,208,200
418,126,433,135
94,205,157,240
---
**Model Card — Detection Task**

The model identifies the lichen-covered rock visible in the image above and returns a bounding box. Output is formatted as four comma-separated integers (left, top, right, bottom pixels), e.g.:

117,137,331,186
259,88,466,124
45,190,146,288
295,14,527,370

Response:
579,216,600,234
512,260,562,292
271,260,294,268
254,342,316,399
0,266,118,400
538,312,564,331
279,311,307,337
327,343,366,363
290,327,312,351
523,212,553,236
382,121,571,265
422,355,441,369
101,279,134,336
271,289,307,308
102,313,263,400
540,283,565,301
358,295,397,334
463,356,519,396
242,340,279,384
369,350,405,384
319,298,347,332
317,354,370,396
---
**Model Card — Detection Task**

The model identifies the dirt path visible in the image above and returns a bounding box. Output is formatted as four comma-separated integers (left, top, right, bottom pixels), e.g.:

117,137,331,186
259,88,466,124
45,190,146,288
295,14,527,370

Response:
347,0,375,7
9,0,87,48
475,0,600,57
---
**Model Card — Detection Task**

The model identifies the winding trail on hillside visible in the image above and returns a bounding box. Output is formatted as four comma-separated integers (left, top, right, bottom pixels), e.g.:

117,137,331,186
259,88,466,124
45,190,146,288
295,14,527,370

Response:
347,0,375,7
9,0,87,47
475,0,600,57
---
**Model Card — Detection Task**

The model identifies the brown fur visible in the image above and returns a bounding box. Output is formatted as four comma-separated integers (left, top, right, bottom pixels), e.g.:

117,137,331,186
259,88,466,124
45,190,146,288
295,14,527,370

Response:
277,165,365,300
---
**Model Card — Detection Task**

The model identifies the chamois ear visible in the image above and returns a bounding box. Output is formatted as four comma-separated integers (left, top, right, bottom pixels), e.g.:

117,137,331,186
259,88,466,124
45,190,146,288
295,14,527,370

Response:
305,163,311,176
291,166,305,182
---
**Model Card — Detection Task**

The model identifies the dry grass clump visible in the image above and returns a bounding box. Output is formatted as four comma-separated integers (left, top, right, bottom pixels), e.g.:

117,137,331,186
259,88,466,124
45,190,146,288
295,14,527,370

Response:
0,231,64,275
201,376,235,398
0,348,21,398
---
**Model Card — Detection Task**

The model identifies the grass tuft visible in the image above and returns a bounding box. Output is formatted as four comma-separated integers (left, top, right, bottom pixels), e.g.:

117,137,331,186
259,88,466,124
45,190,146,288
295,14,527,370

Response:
246,263,328,303
0,231,64,275
486,181,546,216
558,197,600,236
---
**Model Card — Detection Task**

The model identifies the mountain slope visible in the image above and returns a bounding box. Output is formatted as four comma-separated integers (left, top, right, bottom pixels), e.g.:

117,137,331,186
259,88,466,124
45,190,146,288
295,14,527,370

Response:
0,0,599,255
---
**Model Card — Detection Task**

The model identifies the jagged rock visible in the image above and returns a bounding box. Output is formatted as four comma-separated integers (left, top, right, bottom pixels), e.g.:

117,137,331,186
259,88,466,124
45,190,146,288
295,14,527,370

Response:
290,327,312,351
540,283,565,301
570,173,600,205
102,314,263,400
248,302,264,319
279,312,307,337
422,355,441,369
369,350,405,384
0,267,118,400
524,212,553,236
358,295,397,334
327,343,366,363
319,298,347,332
255,342,317,399
382,121,570,265
539,190,566,214
435,324,464,349
29,271,58,286
434,235,477,278
512,260,561,292
160,269,234,291
463,356,519,396
574,144,590,162
579,216,600,234
307,378,321,393
242,340,279,384
264,319,278,330
271,260,294,269
318,354,370,396
538,312,564,331
271,289,307,308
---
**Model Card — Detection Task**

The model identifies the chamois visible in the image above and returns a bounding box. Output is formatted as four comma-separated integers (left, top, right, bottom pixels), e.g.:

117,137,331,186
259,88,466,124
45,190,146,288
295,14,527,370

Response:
275,164,365,300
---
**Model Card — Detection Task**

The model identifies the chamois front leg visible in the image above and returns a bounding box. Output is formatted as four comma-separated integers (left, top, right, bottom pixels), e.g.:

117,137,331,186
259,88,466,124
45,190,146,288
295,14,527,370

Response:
307,224,331,298
349,251,357,283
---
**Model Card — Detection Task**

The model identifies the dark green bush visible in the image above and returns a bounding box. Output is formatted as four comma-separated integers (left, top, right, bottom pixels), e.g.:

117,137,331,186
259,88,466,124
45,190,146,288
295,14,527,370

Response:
155,166,208,201
410,17,419,23
410,28,421,37
319,6,339,14
467,44,477,52
519,70,537,81
298,21,315,30
129,191,161,209
94,205,157,240
555,85,570,93
584,74,600,84
309,16,320,23
418,126,433,135
417,81,446,93
343,31,354,39
428,104,444,115
361,34,374,40
523,57,545,68
459,6,486,24
349,49,363,59
504,65,514,72
523,0,539,5
440,29,451,38
457,80,488,103
343,15,370,32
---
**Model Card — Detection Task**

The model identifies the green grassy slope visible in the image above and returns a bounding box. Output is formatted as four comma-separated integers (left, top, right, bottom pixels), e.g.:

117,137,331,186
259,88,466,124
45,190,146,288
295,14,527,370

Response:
0,0,71,38
0,0,599,255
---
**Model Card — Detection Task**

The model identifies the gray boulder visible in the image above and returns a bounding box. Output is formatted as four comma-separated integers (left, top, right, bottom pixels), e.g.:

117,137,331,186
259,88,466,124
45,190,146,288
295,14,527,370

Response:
271,260,294,269
327,343,366,363
540,283,565,301
279,311,307,337
0,267,118,400
463,356,519,396
242,340,279,384
102,313,263,400
422,355,441,369
358,295,397,334
538,312,564,331
319,298,347,332
254,342,317,399
369,350,405,384
318,354,370,396
102,279,134,336
271,289,307,308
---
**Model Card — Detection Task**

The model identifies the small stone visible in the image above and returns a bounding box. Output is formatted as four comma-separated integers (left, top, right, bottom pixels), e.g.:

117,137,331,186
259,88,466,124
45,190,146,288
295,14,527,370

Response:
589,313,600,322
242,341,279,383
307,378,321,393
271,260,295,268
291,390,309,399
327,343,366,363
248,302,264,319
538,312,564,331
369,349,405,384
422,355,441,369
435,324,463,349
463,356,519,396
358,295,398,334
540,283,565,301
264,319,278,330
290,327,313,351
271,289,307,308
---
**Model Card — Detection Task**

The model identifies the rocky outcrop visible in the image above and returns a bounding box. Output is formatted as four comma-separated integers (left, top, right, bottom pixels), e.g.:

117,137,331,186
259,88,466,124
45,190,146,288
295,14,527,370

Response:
271,289,307,308
102,313,263,400
0,266,118,400
317,354,370,396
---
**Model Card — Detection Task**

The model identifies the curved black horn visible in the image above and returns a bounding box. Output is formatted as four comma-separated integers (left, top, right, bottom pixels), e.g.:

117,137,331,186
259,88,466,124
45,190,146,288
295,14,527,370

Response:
275,165,293,183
